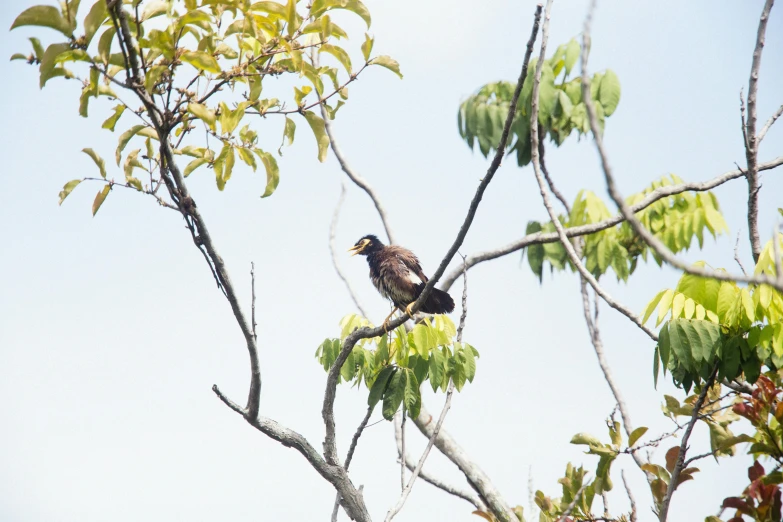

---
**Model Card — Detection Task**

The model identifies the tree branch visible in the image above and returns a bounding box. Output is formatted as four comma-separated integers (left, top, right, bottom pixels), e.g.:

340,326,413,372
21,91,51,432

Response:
439,156,783,292
330,183,371,318
393,413,484,510
744,0,775,262
621,470,638,522
321,2,543,474
758,102,783,143
579,4,783,292
321,105,397,245
658,364,719,522
331,405,375,522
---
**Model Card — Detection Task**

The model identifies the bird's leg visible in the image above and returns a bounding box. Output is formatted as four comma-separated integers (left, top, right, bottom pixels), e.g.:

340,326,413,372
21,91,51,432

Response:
404,302,416,318
382,307,400,332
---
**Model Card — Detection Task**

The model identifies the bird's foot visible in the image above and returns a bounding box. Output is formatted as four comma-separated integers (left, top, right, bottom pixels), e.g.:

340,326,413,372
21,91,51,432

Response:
405,303,416,318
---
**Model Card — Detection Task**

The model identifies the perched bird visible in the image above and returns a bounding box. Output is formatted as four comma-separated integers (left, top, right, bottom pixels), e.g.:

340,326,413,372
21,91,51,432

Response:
348,234,455,329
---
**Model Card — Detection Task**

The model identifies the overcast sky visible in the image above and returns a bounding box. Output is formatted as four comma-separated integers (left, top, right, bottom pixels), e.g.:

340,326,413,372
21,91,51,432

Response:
1,1,782,521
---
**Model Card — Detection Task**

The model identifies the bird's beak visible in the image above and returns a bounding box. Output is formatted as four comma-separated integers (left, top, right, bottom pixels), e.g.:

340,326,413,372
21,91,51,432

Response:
348,244,362,256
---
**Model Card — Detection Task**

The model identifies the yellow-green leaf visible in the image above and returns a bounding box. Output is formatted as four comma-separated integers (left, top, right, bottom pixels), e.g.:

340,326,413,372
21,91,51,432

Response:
628,426,648,447
97,27,115,65
283,117,295,146
144,65,168,93
237,147,257,171
83,0,107,46
115,125,146,164
369,55,402,78
101,104,125,131
657,289,674,326
11,5,72,38
320,44,351,74
218,101,249,135
92,184,110,216
311,0,371,28
598,69,621,117
187,102,216,131
58,179,82,205
184,158,208,177
82,147,107,178
254,149,280,197
39,42,71,88
181,51,220,74
361,32,373,62
303,111,329,162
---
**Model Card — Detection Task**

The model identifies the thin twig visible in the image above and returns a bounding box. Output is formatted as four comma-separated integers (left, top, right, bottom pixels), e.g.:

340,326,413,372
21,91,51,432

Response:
621,470,638,522
321,2,543,476
758,102,783,143
581,281,647,474
400,410,407,492
438,155,783,292
658,365,719,522
393,414,484,509
329,183,370,317
321,106,397,245
251,262,257,341
744,0,775,262
579,2,783,292
539,125,570,213
734,231,748,275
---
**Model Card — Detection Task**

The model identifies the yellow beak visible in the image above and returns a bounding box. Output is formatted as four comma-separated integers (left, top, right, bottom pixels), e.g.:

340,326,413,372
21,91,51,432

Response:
348,244,362,256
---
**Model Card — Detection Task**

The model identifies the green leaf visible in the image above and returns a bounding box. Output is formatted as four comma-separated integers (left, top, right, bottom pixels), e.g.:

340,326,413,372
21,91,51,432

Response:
144,65,168,93
10,53,29,61
740,288,755,323
82,147,106,178
571,433,602,446
369,55,402,78
460,343,477,383
83,0,107,46
218,101,249,135
658,322,670,372
181,51,220,74
303,111,330,162
92,184,110,216
188,103,217,132
39,42,71,88
361,33,373,62
58,179,82,205
382,369,405,420
428,349,446,392
367,366,396,408
564,39,580,76
184,158,208,177
643,289,668,325
283,117,296,146
628,427,648,447
101,104,125,131
141,0,169,21
403,369,421,419
11,5,72,38
598,69,621,116
320,44,352,74
115,125,146,165
97,27,115,65
657,289,674,326
237,147,257,171
254,149,280,197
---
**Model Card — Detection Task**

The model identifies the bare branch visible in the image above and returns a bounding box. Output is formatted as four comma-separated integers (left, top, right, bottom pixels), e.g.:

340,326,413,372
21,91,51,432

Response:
658,364,718,522
412,404,518,521
392,413,484,510
251,262,257,341
581,280,647,473
331,406,375,522
744,0,775,262
621,470,638,522
734,231,749,275
212,386,370,522
399,411,407,492
330,183,371,318
322,2,543,473
758,102,783,143
579,5,783,292
538,125,570,213
438,155,783,292
556,483,588,522
321,107,397,246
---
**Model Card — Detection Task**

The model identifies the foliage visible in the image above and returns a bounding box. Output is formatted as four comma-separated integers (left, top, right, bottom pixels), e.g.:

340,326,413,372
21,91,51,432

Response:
457,39,621,165
645,236,783,392
523,176,729,283
315,314,479,420
12,0,400,210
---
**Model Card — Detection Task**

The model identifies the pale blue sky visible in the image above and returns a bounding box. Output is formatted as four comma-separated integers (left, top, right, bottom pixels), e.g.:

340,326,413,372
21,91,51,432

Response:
1,1,782,521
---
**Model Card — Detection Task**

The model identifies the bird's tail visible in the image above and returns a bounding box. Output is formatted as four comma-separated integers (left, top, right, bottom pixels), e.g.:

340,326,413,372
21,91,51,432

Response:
415,284,455,314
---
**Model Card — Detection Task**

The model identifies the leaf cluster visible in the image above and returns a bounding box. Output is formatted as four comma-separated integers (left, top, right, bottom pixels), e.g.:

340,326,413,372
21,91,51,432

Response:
315,314,479,420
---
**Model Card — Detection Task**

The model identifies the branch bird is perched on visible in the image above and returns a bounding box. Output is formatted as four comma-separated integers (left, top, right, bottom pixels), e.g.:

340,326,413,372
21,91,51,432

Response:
348,234,455,330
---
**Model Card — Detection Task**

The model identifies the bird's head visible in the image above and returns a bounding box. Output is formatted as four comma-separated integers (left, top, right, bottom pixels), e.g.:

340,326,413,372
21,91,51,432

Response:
348,234,384,256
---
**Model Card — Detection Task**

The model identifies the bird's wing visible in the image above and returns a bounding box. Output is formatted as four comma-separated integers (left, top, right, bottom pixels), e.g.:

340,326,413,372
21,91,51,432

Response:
387,246,428,284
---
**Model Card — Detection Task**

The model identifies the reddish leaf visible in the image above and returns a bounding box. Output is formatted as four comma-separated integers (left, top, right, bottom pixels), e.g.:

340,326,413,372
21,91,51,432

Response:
750,461,765,482
723,497,754,515
665,446,680,473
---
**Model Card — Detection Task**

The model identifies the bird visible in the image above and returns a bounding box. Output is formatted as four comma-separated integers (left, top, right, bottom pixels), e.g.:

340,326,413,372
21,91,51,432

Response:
348,234,455,330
